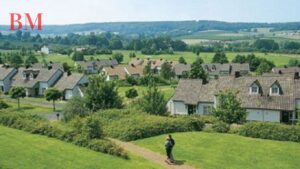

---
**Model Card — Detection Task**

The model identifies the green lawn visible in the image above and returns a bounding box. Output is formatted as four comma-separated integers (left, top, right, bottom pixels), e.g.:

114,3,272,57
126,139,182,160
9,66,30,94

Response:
134,132,300,169
0,126,164,169
4,100,54,114
118,86,175,104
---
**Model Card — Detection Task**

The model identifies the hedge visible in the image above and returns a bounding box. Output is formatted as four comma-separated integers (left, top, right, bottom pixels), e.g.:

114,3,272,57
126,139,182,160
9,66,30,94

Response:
93,109,205,141
0,111,128,159
239,122,300,142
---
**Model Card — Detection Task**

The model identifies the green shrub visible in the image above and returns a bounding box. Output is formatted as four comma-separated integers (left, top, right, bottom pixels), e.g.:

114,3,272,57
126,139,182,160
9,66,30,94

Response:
239,122,300,142
93,109,205,141
0,100,9,109
125,88,138,99
212,121,230,133
88,139,128,159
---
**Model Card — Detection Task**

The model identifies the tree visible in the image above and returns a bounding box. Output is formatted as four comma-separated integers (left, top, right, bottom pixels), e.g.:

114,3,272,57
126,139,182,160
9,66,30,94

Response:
9,87,26,109
256,62,272,75
212,52,228,64
129,52,136,58
246,54,261,71
288,59,300,67
112,52,124,63
189,57,207,83
62,62,71,72
253,39,279,51
232,54,246,64
143,64,151,75
24,54,38,66
178,56,187,64
125,88,138,99
0,56,3,64
139,83,167,115
63,96,89,122
85,75,122,111
160,62,174,80
44,88,62,111
109,37,123,49
125,75,138,85
213,90,247,124
9,53,23,68
72,52,84,61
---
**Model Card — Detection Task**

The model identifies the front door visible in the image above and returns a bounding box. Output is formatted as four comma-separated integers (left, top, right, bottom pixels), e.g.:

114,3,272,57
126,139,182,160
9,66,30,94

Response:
281,111,290,123
187,105,196,115
0,85,4,92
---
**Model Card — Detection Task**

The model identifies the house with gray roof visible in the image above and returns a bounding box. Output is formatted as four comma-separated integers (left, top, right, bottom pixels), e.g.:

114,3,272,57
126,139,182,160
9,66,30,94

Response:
272,66,300,75
202,63,250,79
55,73,88,100
173,63,191,79
168,74,300,123
12,68,63,97
75,59,118,74
0,66,17,93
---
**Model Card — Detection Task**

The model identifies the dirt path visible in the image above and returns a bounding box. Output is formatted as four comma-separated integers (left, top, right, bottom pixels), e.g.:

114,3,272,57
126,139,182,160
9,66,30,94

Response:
110,138,196,169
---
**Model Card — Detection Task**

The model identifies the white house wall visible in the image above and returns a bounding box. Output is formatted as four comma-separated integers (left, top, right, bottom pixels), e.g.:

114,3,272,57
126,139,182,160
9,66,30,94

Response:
246,109,280,122
172,101,188,115
197,103,214,115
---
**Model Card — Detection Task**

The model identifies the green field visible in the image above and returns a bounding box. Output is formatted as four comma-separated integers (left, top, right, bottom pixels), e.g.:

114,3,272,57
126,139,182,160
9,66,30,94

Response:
118,86,175,104
4,100,54,114
0,126,163,169
43,50,300,67
134,132,300,169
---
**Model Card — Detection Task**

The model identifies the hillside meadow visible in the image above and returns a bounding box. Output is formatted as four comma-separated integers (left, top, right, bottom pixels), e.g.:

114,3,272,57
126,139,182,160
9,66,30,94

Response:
41,50,300,67
0,126,163,169
134,132,300,169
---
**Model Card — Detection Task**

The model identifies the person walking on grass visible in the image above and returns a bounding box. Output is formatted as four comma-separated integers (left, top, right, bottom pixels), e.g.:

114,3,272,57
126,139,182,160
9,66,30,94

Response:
165,137,173,164
168,134,175,162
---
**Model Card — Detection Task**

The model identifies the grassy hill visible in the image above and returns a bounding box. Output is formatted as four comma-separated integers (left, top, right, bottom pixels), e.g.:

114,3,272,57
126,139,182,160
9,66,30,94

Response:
44,50,300,67
0,126,163,169
134,132,300,169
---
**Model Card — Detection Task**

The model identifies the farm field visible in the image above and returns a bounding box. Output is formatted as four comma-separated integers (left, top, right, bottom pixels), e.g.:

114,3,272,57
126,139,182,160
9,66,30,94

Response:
0,126,164,169
134,132,300,169
43,50,300,67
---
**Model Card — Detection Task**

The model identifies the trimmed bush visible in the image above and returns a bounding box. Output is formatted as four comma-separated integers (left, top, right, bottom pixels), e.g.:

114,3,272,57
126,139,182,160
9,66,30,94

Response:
93,109,205,141
0,100,9,109
212,121,230,133
239,122,300,142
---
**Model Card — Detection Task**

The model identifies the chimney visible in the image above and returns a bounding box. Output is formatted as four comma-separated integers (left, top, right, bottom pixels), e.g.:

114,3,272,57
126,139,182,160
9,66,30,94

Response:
131,63,135,67
96,59,100,61
284,65,288,68
110,65,114,68
48,65,53,70
25,65,30,69
67,71,72,76
137,58,140,60
234,71,241,78
278,70,282,74
294,72,300,80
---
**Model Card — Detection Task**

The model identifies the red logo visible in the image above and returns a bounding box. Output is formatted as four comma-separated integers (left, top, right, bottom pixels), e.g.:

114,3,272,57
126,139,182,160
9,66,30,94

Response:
10,13,43,30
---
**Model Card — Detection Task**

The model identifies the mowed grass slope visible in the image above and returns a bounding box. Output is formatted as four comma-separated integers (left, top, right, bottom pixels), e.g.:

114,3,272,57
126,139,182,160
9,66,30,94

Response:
134,132,300,169
0,126,163,169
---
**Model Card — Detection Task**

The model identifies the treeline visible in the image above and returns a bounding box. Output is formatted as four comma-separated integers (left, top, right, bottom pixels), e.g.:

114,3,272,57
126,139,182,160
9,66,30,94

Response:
2,20,300,36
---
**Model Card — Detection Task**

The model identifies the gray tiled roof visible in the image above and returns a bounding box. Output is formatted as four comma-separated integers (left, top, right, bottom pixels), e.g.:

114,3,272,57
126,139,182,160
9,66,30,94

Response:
172,75,299,111
13,68,62,88
174,64,191,76
272,66,300,74
0,67,15,80
202,63,250,76
55,73,86,91
76,59,118,69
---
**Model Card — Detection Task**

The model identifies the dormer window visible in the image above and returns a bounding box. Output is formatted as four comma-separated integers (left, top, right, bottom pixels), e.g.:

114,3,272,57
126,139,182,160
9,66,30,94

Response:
250,81,261,94
270,82,281,96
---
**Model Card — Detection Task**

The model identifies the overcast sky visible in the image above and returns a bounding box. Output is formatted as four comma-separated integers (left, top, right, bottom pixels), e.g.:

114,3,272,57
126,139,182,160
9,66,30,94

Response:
0,0,299,25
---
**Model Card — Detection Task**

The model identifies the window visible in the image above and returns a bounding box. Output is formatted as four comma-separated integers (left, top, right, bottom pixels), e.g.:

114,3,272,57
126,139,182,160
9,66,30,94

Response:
250,83,259,94
203,106,212,115
270,84,280,95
